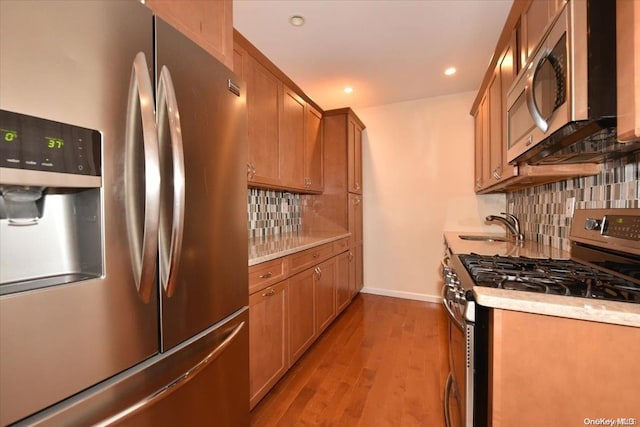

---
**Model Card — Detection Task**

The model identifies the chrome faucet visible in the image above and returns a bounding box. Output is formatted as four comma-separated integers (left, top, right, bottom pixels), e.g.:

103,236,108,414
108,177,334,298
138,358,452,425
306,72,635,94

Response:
486,212,525,242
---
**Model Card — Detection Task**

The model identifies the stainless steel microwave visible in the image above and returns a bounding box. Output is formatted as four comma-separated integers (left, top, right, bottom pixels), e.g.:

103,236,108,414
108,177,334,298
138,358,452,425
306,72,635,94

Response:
506,0,639,165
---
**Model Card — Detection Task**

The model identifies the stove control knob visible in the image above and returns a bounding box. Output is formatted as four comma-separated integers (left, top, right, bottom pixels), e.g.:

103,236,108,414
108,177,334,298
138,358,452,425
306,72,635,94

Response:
585,218,602,230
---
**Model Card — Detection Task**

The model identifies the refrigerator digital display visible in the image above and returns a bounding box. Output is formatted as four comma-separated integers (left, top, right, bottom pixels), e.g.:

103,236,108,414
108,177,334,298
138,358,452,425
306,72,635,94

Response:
0,109,101,176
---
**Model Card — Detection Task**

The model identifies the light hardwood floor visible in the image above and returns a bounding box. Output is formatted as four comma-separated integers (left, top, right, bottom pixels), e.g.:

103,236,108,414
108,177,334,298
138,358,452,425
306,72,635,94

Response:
250,293,449,426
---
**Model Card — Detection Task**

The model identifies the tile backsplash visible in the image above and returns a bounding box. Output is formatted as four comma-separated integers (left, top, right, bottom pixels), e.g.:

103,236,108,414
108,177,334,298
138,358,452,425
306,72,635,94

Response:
508,153,640,250
248,188,301,238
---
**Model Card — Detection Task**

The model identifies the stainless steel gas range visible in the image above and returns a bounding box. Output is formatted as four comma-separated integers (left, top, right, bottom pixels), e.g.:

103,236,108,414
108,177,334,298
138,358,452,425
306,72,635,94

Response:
441,208,640,427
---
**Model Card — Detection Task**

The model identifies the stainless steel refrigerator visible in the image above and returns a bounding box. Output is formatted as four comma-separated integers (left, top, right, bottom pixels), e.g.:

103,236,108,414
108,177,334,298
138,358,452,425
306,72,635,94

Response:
0,1,248,425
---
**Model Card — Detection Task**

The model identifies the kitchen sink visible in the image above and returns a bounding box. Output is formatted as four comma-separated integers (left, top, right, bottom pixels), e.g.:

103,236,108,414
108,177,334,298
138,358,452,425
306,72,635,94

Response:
458,234,508,242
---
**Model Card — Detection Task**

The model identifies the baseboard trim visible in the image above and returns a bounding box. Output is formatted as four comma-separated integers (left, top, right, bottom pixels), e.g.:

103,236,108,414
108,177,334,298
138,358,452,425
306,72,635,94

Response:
360,287,441,304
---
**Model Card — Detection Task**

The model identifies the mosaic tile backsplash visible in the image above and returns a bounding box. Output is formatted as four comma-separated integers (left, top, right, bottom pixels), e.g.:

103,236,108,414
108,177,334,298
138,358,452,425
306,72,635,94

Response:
508,152,640,250
248,188,301,238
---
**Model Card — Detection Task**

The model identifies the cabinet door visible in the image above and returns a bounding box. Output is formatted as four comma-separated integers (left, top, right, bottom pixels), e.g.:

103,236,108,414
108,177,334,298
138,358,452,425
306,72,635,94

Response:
145,0,233,70
521,0,551,64
246,56,282,186
475,94,492,191
347,117,363,194
280,86,306,190
249,282,288,409
348,193,363,248
616,0,640,142
304,104,324,192
348,249,357,299
488,71,502,184
498,34,517,179
288,269,315,366
473,108,484,191
354,244,364,292
335,251,351,313
490,309,640,426
315,258,336,335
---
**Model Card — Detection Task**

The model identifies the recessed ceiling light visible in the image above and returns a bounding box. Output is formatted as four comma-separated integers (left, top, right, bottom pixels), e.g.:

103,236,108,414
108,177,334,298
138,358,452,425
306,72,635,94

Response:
344,86,353,94
444,67,457,76
289,15,305,27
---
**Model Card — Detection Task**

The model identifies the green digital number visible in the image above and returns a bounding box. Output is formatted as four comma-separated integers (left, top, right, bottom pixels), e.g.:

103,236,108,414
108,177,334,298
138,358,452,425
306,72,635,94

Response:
45,137,64,149
1,128,17,142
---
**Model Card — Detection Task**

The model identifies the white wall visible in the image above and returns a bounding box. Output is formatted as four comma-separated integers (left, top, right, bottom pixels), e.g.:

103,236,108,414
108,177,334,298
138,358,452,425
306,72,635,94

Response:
356,91,506,302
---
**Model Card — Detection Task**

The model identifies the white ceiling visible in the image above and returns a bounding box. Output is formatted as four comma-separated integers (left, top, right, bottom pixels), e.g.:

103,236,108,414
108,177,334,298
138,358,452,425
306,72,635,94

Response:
233,0,513,111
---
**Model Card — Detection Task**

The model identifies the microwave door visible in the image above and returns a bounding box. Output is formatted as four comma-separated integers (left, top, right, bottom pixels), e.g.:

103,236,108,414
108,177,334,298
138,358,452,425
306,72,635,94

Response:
526,37,567,134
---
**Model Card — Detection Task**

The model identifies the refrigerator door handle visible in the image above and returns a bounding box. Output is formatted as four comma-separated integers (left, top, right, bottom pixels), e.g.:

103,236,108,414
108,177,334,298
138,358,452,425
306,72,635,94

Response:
157,65,185,298
124,52,160,303
94,320,246,427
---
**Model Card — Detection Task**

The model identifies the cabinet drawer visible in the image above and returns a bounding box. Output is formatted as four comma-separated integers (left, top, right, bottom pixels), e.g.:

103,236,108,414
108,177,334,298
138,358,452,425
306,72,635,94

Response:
333,238,349,254
288,243,334,275
249,258,288,294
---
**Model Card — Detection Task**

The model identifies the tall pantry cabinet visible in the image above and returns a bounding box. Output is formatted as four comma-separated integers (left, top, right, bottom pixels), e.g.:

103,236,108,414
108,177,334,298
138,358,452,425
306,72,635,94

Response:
323,108,365,296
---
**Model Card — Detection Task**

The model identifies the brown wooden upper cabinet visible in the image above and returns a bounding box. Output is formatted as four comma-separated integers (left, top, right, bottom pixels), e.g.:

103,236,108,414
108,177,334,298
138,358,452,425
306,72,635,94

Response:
616,0,640,143
145,0,233,70
241,50,284,187
473,32,518,192
470,0,600,194
280,86,306,189
234,31,324,193
304,104,324,192
519,0,566,68
347,114,364,194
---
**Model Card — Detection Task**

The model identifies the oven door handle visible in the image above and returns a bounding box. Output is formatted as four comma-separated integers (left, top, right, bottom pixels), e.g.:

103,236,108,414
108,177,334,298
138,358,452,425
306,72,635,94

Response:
443,371,455,427
441,285,465,331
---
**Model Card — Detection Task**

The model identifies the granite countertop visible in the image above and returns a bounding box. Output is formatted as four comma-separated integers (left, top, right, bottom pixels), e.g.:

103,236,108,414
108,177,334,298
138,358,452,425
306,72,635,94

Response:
249,231,350,266
444,231,640,328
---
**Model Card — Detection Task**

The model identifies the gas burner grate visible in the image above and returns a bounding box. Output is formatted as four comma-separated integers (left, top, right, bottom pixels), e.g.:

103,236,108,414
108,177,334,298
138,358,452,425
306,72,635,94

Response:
459,254,640,303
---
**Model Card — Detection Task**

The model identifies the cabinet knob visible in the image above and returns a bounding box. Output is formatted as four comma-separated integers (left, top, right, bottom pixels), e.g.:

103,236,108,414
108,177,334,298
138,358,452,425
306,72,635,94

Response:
584,218,602,231
259,272,273,279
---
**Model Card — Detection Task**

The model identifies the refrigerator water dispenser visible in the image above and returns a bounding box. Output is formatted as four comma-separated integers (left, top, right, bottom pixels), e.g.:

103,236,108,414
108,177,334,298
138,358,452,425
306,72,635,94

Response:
0,109,103,294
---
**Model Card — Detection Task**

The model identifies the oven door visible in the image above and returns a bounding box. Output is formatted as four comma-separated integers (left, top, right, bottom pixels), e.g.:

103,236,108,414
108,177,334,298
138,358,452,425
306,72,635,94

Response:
442,285,467,427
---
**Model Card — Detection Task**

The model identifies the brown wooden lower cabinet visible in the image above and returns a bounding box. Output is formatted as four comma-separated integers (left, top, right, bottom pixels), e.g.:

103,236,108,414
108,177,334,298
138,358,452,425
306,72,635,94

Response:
249,281,288,409
335,251,352,313
315,258,337,335
248,241,356,409
288,268,316,366
354,243,364,292
490,309,640,426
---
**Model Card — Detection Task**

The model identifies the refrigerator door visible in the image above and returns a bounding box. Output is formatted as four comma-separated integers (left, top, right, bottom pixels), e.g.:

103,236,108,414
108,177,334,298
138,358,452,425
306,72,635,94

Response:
13,308,249,427
154,18,249,351
0,2,159,425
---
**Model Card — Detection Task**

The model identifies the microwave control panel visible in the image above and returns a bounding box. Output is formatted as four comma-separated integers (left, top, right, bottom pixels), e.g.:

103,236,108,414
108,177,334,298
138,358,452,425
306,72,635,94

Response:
0,109,101,176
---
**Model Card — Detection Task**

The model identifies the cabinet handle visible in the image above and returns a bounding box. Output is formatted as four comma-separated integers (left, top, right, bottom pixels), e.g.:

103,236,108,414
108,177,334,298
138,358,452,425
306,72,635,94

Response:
262,288,276,297
354,197,361,205
349,251,354,261
475,179,482,189
315,267,322,280
492,170,501,180
355,182,361,191
259,272,273,279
